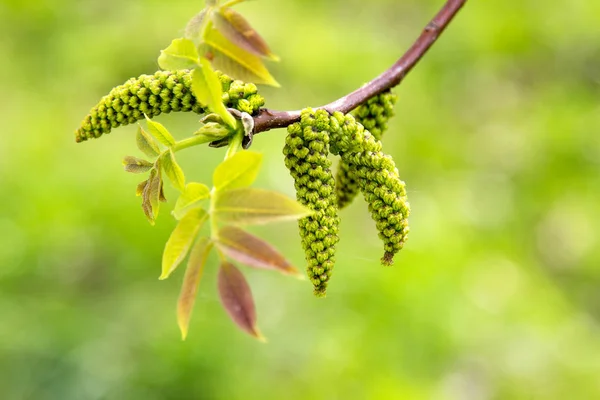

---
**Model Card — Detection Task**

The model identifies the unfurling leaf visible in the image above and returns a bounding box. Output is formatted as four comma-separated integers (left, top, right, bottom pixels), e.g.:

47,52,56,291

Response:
213,150,262,192
158,38,200,71
161,209,208,280
173,182,211,220
145,116,176,147
178,237,213,340
161,149,186,192
184,9,208,45
213,7,279,61
137,125,161,158
213,187,313,226
192,59,238,129
218,261,264,340
216,226,301,277
200,26,279,87
136,180,148,197
142,167,163,225
193,122,231,141
123,156,153,174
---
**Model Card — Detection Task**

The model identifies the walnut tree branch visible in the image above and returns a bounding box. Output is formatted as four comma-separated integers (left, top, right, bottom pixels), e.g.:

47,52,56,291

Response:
252,0,467,135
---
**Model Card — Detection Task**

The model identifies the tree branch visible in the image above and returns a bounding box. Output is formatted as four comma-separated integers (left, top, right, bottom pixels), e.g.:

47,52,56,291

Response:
252,0,467,135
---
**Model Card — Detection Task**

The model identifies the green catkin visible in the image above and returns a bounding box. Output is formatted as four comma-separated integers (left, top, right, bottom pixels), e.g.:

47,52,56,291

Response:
283,109,340,297
75,70,265,142
335,91,398,209
329,111,409,266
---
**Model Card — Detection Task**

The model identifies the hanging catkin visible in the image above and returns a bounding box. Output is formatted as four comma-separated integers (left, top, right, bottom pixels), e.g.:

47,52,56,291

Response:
76,70,265,142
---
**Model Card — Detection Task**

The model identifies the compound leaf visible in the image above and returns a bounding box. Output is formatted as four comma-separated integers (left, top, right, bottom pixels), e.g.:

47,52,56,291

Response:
145,116,176,147
192,58,237,129
136,125,161,158
123,156,153,174
158,38,200,71
213,187,312,226
161,208,208,280
213,150,262,192
162,149,186,192
178,237,213,340
213,7,279,61
217,261,264,340
216,226,301,277
173,182,211,220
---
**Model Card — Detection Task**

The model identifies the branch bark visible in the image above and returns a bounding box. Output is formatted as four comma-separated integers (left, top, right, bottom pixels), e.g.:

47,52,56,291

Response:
252,0,467,135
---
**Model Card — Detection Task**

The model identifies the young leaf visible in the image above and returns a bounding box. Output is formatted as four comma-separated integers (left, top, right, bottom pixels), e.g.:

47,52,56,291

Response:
213,7,279,61
161,209,208,280
158,38,200,71
213,187,313,226
218,261,264,340
201,23,279,87
145,116,176,147
173,182,211,220
123,156,153,174
184,9,208,45
137,125,161,158
216,226,301,277
178,237,213,340
213,150,262,192
192,58,238,129
161,149,186,192
136,180,148,197
193,122,231,140
142,167,163,225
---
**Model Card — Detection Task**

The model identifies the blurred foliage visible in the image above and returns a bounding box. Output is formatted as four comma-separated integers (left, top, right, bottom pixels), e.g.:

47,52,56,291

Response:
1,0,600,399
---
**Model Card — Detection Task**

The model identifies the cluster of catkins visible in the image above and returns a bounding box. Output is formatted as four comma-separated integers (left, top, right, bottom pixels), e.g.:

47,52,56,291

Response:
76,70,409,297
75,70,265,142
283,92,410,296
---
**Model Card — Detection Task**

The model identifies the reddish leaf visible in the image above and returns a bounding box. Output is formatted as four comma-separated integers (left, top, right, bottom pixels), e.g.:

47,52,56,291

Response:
177,237,213,340
212,8,279,61
217,261,265,340
216,226,301,277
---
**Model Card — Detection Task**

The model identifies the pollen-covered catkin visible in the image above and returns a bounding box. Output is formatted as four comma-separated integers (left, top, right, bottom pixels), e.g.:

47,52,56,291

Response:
75,70,265,142
283,109,340,297
329,111,409,266
336,91,397,209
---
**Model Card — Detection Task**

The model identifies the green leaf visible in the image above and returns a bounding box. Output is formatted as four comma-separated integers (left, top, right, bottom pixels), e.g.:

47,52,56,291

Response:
145,116,176,147
136,125,161,158
192,58,238,129
218,261,265,341
216,226,301,277
213,187,312,226
161,149,186,192
173,182,211,220
178,237,213,340
161,209,208,280
201,21,279,87
142,167,163,225
213,150,262,192
123,156,153,174
213,7,279,61
158,38,200,71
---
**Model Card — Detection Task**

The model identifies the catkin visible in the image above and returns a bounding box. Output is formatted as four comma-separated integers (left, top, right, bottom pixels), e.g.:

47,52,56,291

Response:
283,109,340,297
75,70,265,142
335,91,397,209
329,111,409,266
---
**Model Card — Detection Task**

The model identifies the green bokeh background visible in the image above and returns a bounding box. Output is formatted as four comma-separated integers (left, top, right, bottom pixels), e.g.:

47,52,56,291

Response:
1,0,600,398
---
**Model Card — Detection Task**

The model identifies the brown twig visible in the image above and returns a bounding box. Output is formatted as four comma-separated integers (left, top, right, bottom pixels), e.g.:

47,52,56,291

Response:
252,0,467,135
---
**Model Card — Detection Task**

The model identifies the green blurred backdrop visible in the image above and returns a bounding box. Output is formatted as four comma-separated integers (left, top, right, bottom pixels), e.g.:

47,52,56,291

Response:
1,0,600,399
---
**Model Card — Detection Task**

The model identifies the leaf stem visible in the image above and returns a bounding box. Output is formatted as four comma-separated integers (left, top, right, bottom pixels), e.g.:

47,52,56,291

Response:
173,135,214,152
